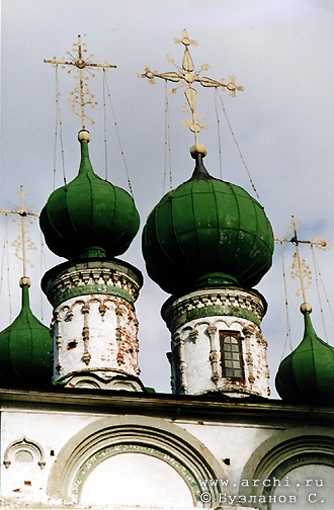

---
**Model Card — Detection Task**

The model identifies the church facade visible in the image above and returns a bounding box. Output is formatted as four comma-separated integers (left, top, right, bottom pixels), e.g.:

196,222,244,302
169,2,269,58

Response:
1,32,334,510
1,386,334,509
1,132,334,510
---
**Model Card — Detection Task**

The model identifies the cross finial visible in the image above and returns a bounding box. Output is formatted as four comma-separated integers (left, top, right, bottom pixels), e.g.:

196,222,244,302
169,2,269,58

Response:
0,185,39,281
139,29,244,152
44,35,117,130
275,215,330,308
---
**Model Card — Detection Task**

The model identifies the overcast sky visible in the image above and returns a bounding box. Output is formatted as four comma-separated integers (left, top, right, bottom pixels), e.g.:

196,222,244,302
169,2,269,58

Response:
1,0,333,396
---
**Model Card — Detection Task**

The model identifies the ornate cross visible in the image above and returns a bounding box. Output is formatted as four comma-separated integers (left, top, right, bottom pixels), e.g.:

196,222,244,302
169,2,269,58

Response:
44,34,116,129
139,29,244,149
0,185,39,278
275,215,330,304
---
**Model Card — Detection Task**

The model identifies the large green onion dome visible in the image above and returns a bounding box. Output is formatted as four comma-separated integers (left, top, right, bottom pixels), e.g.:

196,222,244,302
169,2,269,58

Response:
40,130,140,260
142,150,274,295
275,303,334,406
0,277,52,386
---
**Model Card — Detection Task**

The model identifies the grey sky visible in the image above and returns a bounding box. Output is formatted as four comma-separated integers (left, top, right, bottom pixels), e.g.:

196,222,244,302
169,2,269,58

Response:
1,0,333,395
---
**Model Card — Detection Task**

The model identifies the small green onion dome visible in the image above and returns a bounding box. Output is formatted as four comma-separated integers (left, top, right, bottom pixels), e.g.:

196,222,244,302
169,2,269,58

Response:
40,130,140,260
0,277,52,386
275,303,334,405
142,150,274,295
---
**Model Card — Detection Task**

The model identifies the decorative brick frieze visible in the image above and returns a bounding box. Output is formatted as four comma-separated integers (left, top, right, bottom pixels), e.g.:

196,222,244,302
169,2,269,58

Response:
42,259,143,309
162,286,267,333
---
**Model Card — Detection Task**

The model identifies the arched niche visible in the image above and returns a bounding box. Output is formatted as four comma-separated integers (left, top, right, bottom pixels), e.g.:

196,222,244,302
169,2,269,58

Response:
3,436,46,469
271,463,334,509
240,426,334,509
47,415,225,507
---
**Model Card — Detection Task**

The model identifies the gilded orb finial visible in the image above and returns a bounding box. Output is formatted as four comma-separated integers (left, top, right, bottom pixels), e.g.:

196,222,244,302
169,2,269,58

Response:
78,129,91,142
300,302,312,314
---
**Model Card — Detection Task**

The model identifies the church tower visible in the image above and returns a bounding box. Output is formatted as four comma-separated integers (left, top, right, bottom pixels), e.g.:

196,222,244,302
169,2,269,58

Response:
40,37,144,391
141,31,274,398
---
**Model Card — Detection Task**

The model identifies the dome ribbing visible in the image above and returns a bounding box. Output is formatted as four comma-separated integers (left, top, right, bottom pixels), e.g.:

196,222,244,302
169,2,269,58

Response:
40,132,140,260
142,152,274,295
0,278,52,386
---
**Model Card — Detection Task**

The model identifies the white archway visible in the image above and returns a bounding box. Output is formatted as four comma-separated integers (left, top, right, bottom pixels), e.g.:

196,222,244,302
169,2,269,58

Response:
47,415,226,507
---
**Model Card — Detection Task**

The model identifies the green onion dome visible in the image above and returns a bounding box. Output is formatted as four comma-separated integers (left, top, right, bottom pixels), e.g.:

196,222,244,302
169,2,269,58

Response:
275,303,334,405
40,130,140,260
0,277,52,386
142,150,274,295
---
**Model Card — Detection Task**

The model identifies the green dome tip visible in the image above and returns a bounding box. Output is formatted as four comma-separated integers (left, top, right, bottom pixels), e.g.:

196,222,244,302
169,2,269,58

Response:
275,306,334,406
0,278,52,386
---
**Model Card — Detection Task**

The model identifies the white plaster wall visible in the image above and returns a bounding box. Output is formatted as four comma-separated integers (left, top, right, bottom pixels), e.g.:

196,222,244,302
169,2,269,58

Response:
1,406,319,510
174,315,269,397
0,409,99,501
53,294,139,384
183,322,213,394
0,406,280,506
180,421,282,487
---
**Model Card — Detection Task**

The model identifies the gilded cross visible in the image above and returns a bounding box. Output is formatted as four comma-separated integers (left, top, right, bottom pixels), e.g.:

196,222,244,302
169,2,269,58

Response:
139,29,244,148
44,34,116,129
0,185,39,278
275,215,330,304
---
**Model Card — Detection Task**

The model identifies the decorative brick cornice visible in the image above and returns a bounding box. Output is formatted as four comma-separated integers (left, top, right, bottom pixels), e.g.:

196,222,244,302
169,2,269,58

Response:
42,259,143,308
162,287,267,333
